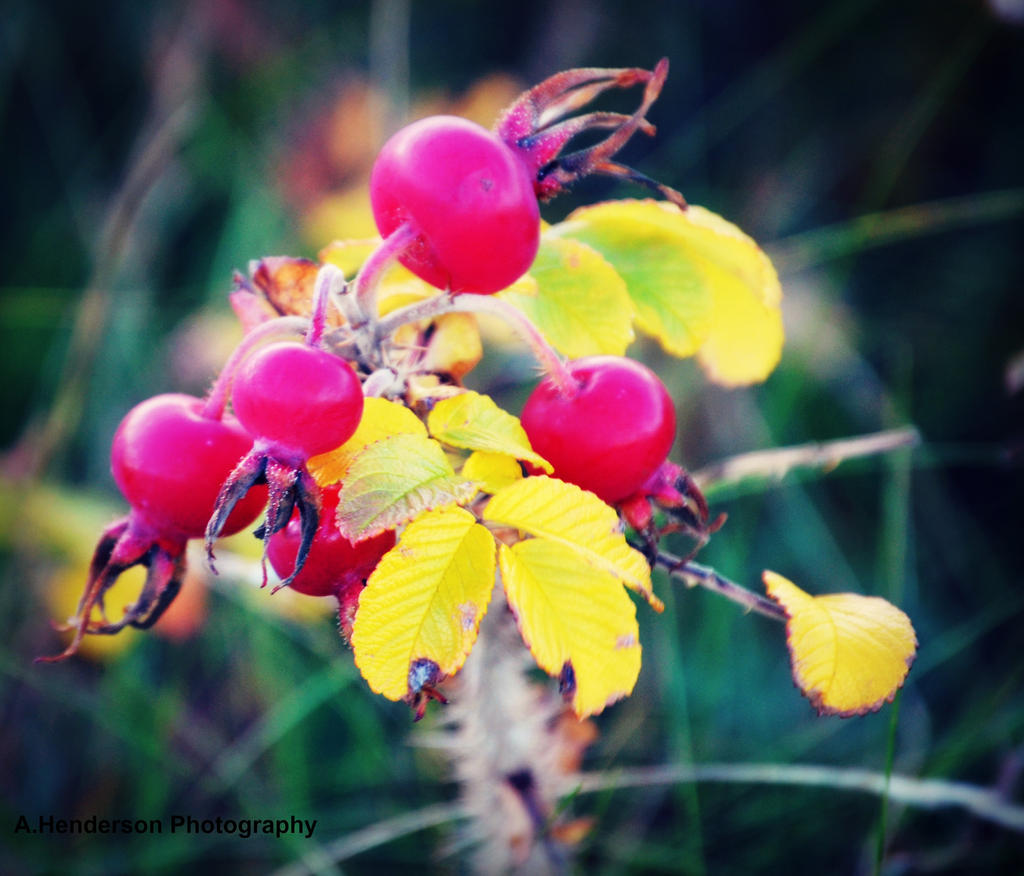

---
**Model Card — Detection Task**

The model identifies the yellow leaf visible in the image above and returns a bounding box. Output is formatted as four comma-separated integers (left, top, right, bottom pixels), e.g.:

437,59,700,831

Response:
763,571,918,717
352,507,496,700
421,313,483,380
500,236,635,357
336,433,477,539
319,238,381,278
303,187,378,248
462,451,523,495
696,258,784,387
428,391,552,472
308,398,426,487
484,476,661,611
499,541,641,717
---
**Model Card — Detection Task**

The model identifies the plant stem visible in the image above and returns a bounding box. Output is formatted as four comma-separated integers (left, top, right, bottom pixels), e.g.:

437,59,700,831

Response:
376,292,577,397
656,551,787,622
440,591,573,874
201,316,309,420
450,296,577,396
305,264,346,347
692,427,920,500
352,221,419,326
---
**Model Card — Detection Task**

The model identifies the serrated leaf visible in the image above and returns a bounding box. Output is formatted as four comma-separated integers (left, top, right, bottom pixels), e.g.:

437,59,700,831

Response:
462,451,523,495
352,507,496,700
484,476,661,610
428,391,552,472
763,570,917,717
336,433,476,539
308,398,427,487
500,236,634,357
500,541,641,717
554,200,784,384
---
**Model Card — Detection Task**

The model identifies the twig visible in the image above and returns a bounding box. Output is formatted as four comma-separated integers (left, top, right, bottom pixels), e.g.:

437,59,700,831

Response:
656,553,787,622
692,427,920,498
572,762,1024,833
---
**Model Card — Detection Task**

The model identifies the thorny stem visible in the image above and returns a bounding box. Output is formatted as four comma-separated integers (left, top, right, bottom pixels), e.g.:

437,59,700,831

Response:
201,316,309,420
376,291,578,397
656,551,787,622
437,590,573,875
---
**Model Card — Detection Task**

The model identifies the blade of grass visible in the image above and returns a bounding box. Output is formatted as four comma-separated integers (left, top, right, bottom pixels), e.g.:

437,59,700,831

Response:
873,691,902,874
205,660,357,795
668,0,886,170
768,188,1024,273
574,761,1024,832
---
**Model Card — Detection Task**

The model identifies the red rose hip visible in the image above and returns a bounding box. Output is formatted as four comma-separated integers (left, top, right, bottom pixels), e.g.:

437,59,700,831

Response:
521,356,676,504
370,115,540,294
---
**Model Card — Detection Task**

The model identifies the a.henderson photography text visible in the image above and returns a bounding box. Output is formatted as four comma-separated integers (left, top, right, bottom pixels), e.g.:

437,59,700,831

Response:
13,814,318,840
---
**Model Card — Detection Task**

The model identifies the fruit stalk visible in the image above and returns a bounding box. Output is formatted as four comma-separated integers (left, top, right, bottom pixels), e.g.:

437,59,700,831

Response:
305,263,347,347
201,316,309,420
352,221,419,326
375,291,577,397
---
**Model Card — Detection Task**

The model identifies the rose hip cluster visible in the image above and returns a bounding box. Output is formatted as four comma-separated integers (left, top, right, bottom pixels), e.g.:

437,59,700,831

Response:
42,59,705,662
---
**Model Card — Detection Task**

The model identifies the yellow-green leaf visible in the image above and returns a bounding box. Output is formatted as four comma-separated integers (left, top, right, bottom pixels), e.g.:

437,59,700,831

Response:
499,541,641,717
352,507,496,700
309,398,426,487
763,571,917,717
462,451,523,495
553,199,784,384
551,200,714,357
484,476,661,610
336,433,476,539
428,390,552,472
500,236,634,357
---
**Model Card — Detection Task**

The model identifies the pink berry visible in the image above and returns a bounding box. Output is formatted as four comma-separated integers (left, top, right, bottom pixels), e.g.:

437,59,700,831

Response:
231,342,364,459
111,393,264,538
520,356,676,504
370,115,540,294
267,486,395,599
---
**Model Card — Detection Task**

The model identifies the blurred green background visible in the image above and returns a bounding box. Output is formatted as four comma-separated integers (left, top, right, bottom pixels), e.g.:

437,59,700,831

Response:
2,0,1023,873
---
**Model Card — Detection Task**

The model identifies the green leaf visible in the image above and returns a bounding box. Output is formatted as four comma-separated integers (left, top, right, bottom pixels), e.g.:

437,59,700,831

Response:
352,508,496,700
335,433,477,540
309,397,427,487
500,236,634,357
427,390,552,472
